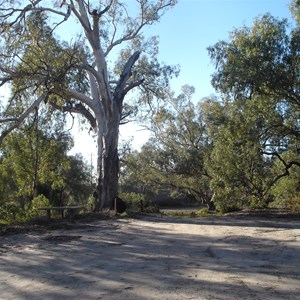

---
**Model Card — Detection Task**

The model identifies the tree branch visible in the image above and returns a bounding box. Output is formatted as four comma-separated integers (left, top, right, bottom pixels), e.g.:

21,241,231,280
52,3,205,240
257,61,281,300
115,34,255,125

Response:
87,0,113,18
0,94,46,144
68,88,97,112
0,117,18,123
0,77,12,87
114,51,141,103
50,101,97,129
1,1,72,31
104,0,177,56
80,63,102,87
263,150,300,186
123,78,145,95
71,0,92,33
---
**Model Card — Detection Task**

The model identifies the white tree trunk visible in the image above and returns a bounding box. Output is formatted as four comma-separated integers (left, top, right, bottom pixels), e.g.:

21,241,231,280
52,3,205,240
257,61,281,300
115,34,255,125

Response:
0,0,177,211
94,108,121,210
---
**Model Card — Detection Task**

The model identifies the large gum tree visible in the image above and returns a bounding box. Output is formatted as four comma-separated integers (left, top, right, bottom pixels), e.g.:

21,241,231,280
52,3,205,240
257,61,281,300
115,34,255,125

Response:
0,0,177,210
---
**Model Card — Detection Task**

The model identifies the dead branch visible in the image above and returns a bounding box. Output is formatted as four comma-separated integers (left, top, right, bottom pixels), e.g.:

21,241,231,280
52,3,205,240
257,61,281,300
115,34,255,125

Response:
114,51,140,102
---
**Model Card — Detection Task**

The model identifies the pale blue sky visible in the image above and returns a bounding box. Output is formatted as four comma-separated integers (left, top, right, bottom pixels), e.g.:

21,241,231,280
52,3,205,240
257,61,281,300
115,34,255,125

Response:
2,1,293,157
70,0,295,158
145,0,293,101
115,0,295,152
0,1,294,161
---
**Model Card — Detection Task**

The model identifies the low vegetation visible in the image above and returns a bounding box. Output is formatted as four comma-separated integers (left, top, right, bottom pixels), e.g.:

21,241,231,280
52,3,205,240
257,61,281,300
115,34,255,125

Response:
1,1,300,224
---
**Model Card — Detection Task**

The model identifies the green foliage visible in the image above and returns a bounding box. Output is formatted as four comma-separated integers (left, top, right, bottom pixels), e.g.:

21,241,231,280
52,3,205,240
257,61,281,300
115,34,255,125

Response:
208,14,291,98
0,202,26,223
2,10,88,104
198,208,209,216
3,3,300,217
290,0,300,25
119,212,129,218
0,117,72,201
29,194,50,217
61,154,91,206
163,210,193,217
0,106,91,221
163,208,211,218
86,195,96,212
207,11,300,212
119,192,145,211
205,97,273,210
269,157,300,211
121,6,300,214
0,1,179,210
212,193,242,214
143,205,160,213
122,10,300,213
285,194,300,212
121,86,213,209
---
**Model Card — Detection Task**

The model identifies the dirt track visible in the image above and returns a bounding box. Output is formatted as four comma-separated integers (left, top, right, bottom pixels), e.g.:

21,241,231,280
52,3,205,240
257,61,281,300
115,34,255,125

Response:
0,214,299,299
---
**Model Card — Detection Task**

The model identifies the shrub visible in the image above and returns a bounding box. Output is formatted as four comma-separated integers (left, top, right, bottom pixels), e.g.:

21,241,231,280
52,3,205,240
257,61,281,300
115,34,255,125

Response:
285,194,300,212
198,208,209,216
86,195,95,212
143,205,160,213
0,202,24,223
119,192,145,211
30,195,50,216
213,193,241,214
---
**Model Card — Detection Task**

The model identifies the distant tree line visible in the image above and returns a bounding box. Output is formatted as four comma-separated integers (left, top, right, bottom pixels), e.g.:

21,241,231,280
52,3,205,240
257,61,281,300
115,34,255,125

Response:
120,2,300,213
1,0,300,221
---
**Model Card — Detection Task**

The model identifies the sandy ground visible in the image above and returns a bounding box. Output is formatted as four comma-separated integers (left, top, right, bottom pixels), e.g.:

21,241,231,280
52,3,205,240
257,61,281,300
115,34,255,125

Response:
0,214,299,300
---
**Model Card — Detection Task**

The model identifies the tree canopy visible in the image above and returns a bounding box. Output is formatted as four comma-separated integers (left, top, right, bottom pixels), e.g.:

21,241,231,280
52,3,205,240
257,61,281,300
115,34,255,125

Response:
121,86,213,209
121,3,300,213
205,7,300,211
2,1,300,216
0,105,91,222
0,0,178,210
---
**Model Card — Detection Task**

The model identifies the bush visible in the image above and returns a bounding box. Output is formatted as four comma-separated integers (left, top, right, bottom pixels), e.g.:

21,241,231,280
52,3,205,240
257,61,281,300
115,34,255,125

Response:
212,193,241,214
119,192,145,211
143,205,160,213
218,204,241,214
86,195,95,212
269,190,300,212
0,202,24,223
198,208,209,216
285,194,300,212
30,195,50,216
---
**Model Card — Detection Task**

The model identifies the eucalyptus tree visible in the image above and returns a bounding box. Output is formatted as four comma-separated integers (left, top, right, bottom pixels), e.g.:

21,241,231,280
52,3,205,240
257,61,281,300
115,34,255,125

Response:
123,86,214,209
0,0,177,209
290,0,300,25
0,106,73,206
202,96,280,212
208,13,300,192
53,153,91,206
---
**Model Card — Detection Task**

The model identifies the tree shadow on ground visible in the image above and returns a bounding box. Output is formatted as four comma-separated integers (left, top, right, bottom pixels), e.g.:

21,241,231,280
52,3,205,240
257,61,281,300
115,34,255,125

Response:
0,214,299,299
141,212,300,229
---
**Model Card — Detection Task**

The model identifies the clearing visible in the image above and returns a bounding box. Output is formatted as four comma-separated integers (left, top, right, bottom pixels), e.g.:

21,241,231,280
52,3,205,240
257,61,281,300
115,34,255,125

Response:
0,213,299,299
